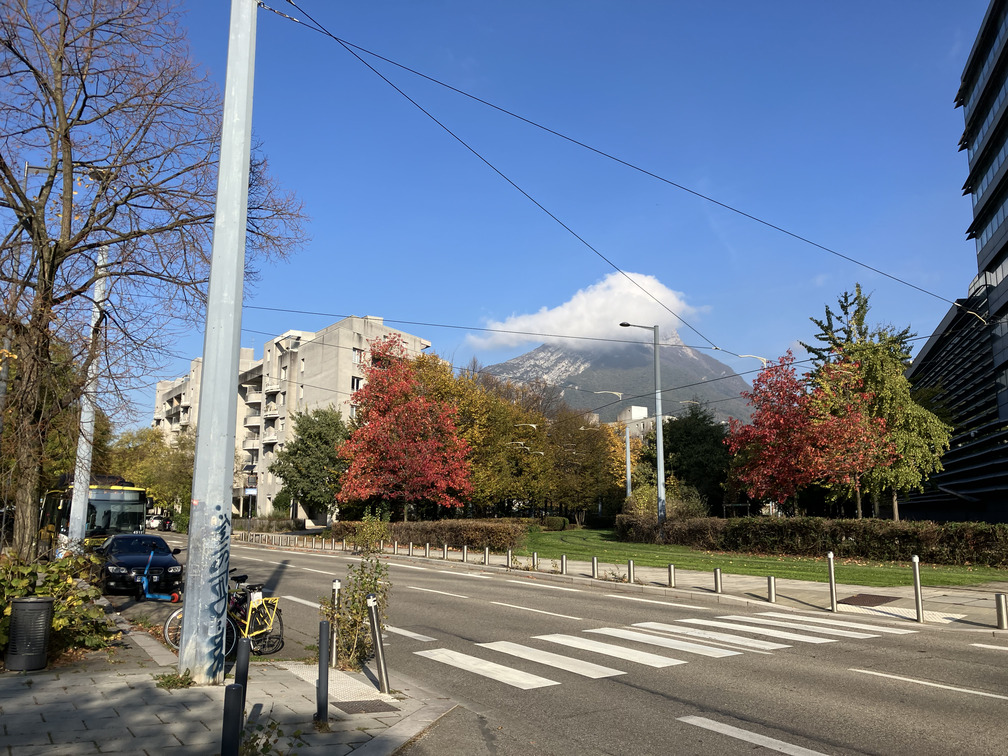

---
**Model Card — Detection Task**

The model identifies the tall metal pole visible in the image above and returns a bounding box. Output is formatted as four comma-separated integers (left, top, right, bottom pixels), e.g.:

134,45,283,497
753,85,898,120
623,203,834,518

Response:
624,425,631,498
652,325,666,524
179,0,257,685
68,244,109,547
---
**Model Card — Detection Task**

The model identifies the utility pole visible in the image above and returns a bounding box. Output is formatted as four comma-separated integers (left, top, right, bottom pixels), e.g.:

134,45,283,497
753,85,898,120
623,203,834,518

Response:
179,0,257,685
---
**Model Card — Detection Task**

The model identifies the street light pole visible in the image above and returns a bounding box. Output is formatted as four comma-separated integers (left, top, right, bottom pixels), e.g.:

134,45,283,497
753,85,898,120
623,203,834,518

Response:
620,322,665,524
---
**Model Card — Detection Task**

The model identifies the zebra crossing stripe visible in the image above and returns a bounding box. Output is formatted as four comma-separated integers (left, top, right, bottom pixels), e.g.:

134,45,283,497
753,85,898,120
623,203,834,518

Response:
717,615,879,639
757,612,917,634
586,628,742,658
536,633,686,667
386,626,436,642
478,641,625,678
678,619,836,643
634,621,789,651
678,716,829,755
414,648,559,689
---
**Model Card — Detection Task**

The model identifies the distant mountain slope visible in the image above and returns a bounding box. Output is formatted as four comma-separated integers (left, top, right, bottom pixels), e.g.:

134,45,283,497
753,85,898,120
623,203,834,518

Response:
485,342,751,424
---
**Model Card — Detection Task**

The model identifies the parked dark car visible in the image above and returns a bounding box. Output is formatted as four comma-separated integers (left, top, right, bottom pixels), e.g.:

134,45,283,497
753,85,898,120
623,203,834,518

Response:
95,534,184,596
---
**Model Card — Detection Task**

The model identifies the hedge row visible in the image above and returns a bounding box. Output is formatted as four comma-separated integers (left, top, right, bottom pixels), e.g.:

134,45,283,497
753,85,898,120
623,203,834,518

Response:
614,515,1008,567
387,519,530,552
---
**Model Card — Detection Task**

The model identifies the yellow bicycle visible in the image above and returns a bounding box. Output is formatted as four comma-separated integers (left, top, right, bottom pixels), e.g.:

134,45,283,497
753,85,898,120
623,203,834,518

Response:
163,573,284,656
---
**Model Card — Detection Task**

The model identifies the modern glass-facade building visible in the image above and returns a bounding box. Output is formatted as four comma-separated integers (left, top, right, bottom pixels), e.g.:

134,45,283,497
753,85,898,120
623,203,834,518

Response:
905,0,1008,522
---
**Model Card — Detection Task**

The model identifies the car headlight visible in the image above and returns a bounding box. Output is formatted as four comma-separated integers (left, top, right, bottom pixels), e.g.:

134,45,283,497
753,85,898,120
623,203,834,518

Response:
167,565,182,574
107,565,128,574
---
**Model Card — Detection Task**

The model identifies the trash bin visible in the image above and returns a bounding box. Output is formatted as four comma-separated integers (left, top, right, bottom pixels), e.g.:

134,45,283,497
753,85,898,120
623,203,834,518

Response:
5,596,55,671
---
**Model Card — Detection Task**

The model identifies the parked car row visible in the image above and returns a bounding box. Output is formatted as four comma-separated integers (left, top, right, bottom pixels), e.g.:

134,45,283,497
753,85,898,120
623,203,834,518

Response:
145,514,173,531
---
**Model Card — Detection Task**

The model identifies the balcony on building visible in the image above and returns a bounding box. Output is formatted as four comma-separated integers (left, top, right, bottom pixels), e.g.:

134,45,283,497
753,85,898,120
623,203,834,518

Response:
264,380,281,394
263,403,279,418
244,411,261,427
245,391,263,404
261,429,278,445
242,434,260,450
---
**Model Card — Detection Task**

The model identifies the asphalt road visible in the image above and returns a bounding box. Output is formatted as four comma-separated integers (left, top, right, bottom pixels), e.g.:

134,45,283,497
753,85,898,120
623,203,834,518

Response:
152,536,1008,755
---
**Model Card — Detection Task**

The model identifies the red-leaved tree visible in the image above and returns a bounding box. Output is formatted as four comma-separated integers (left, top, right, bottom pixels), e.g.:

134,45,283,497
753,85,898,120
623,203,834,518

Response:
337,336,472,519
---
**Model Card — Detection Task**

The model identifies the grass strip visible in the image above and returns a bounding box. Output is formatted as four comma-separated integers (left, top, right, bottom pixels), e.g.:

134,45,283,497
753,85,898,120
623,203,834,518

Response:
513,529,1007,588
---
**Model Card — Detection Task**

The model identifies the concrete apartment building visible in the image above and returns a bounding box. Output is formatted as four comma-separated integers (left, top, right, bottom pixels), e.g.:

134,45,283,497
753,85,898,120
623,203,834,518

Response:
153,316,430,523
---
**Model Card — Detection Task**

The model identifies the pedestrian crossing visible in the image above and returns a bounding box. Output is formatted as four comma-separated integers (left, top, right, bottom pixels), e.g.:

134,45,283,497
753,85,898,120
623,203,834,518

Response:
399,611,917,690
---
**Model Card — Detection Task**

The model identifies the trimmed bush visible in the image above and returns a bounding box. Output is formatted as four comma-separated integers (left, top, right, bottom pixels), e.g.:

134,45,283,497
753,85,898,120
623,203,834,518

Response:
542,516,568,532
388,519,529,551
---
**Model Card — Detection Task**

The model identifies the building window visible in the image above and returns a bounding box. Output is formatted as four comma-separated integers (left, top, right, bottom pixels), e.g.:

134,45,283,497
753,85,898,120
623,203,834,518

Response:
299,384,304,400
300,358,305,373
351,376,363,391
349,405,357,420
353,348,364,365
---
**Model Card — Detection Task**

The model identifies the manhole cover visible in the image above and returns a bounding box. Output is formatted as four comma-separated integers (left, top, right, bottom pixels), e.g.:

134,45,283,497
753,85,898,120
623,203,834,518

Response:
333,699,399,714
838,593,898,607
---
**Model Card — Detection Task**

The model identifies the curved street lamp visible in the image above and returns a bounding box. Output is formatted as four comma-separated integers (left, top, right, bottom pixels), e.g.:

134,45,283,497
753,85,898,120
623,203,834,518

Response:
619,322,665,524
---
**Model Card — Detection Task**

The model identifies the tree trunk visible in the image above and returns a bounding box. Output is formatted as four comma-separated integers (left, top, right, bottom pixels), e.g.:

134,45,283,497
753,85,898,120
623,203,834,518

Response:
871,490,880,519
855,484,863,519
892,489,899,522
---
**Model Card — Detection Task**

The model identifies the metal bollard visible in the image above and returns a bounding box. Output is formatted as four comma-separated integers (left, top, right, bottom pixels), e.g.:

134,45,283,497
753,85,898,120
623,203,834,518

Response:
442,543,448,560
366,594,390,694
409,542,414,557
532,552,538,571
827,551,838,612
714,567,722,594
996,593,1007,630
379,539,384,553
484,546,490,565
221,684,243,756
235,638,251,715
506,548,513,569
425,542,431,558
342,538,347,552
627,559,635,584
668,564,676,588
394,540,399,555
912,555,924,623
315,620,330,723
462,545,468,563
768,575,776,603
592,556,599,580
561,554,567,575
330,579,340,668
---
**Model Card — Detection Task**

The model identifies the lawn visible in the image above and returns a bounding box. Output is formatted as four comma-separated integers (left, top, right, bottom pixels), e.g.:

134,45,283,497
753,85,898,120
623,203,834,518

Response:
513,528,1008,588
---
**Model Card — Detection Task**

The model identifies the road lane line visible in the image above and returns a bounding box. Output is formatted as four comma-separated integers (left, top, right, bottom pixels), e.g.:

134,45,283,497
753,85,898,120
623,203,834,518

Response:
850,669,1008,700
634,622,788,651
587,628,741,658
386,626,436,642
506,580,582,592
490,601,582,620
758,612,917,634
718,615,878,639
415,648,559,689
606,594,703,610
433,569,491,579
478,641,624,679
679,619,836,644
282,595,320,609
389,564,430,571
972,643,1008,651
536,634,686,667
678,716,829,756
409,586,469,599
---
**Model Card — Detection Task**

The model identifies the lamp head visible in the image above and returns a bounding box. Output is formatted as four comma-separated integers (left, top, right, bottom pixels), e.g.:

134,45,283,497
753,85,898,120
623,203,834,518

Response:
619,322,630,328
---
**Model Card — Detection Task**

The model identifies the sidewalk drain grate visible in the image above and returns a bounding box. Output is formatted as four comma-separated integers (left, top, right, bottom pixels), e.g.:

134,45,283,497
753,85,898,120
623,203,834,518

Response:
838,594,898,607
333,700,399,714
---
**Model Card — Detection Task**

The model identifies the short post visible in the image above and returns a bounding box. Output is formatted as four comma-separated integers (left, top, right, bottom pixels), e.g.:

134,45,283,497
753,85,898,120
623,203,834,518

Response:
366,594,390,694
330,579,340,668
912,555,924,624
767,575,777,603
315,620,330,723
506,548,513,569
342,538,347,551
442,543,448,560
235,638,251,714
483,546,490,565
668,564,676,588
379,539,384,553
592,556,599,580
221,684,243,756
425,542,430,558
996,593,1007,630
827,551,837,612
560,554,567,575
532,552,539,571
409,541,414,556
714,567,722,594
627,559,635,584
462,545,468,563
393,540,399,555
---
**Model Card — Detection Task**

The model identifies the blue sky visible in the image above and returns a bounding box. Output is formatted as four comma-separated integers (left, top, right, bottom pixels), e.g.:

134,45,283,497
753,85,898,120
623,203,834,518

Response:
154,0,989,418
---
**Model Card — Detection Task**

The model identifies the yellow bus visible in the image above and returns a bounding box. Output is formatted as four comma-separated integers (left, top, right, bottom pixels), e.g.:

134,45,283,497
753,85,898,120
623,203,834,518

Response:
39,476,150,555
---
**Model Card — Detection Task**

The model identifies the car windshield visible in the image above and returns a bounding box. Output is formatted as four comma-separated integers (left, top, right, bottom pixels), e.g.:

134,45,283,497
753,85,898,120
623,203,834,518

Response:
109,537,171,555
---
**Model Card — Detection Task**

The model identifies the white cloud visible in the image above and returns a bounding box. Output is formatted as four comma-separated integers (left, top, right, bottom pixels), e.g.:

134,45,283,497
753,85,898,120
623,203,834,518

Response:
466,272,701,351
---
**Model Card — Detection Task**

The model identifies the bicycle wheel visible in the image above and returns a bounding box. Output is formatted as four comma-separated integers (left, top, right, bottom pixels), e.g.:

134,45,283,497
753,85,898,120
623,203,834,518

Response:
162,607,184,650
251,609,284,655
162,608,238,657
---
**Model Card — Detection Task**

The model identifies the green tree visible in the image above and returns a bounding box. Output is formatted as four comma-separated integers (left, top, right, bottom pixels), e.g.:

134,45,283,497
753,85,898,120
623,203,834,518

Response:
108,427,195,515
651,402,729,513
268,406,350,520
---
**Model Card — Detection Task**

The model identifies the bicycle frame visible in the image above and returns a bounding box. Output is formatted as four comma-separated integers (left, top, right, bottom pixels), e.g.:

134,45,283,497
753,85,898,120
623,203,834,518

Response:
228,585,279,639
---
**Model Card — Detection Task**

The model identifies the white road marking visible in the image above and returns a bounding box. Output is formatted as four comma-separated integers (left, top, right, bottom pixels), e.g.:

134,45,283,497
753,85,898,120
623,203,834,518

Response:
478,641,625,678
433,569,491,579
678,716,829,756
490,601,582,620
718,615,878,639
758,611,917,634
409,586,469,599
536,633,686,667
850,668,1008,700
506,580,582,592
972,643,1008,651
606,594,703,610
281,595,320,609
389,563,430,571
415,648,559,689
386,626,436,642
587,628,741,658
836,604,965,623
678,619,836,644
633,621,788,651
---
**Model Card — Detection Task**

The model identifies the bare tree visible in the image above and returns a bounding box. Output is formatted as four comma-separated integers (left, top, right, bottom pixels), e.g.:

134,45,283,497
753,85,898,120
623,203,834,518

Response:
0,0,308,556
